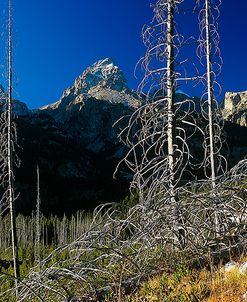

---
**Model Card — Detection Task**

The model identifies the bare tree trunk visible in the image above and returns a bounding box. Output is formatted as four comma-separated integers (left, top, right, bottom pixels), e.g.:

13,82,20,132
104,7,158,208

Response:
166,0,176,202
8,0,20,293
167,0,186,248
205,0,216,189
36,165,41,272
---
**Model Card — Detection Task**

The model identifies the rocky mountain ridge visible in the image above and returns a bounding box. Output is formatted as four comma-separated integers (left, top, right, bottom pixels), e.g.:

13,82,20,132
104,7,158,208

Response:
0,58,246,215
1,58,247,129
0,58,141,215
39,58,140,117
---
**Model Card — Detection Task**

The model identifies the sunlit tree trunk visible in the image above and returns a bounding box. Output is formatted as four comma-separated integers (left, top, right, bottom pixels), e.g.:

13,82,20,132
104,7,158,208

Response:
166,0,176,202
205,0,216,189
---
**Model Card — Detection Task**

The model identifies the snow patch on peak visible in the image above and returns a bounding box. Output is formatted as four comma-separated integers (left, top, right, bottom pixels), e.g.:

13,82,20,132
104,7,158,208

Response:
90,58,121,78
63,58,128,97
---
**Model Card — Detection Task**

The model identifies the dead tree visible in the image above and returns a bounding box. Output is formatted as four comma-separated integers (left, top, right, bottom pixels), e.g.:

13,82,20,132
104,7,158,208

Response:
205,0,216,188
7,0,20,289
195,0,226,234
35,165,41,273
166,0,176,204
115,0,202,247
116,0,200,208
0,0,20,293
197,0,226,187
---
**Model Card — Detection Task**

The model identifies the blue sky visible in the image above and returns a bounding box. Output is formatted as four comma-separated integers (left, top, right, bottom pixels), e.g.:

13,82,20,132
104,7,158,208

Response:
0,0,246,109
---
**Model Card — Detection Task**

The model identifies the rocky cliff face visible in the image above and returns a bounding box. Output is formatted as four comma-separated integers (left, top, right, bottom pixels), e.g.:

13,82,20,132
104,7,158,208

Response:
222,91,247,127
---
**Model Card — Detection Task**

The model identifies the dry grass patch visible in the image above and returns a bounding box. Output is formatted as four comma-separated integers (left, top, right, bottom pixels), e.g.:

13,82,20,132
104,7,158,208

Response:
123,256,247,302
205,266,247,302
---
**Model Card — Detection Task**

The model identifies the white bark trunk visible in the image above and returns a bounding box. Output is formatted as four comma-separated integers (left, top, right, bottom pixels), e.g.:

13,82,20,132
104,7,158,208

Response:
167,0,175,202
205,0,216,189
36,165,41,273
8,0,20,293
